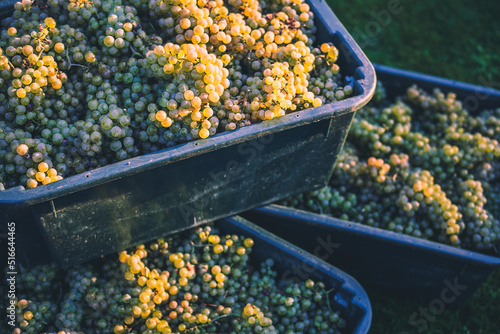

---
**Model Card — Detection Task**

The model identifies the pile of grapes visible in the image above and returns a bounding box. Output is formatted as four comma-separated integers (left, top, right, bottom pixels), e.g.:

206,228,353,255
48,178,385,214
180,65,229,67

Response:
282,83,500,252
0,0,352,190
1,224,348,333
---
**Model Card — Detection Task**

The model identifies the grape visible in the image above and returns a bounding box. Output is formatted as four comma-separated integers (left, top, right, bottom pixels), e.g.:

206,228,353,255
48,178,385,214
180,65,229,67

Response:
0,0,352,190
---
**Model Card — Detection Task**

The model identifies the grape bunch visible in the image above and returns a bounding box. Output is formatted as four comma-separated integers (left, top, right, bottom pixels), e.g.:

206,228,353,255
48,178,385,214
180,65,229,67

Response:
7,263,60,334
3,223,349,333
0,0,353,191
281,83,500,252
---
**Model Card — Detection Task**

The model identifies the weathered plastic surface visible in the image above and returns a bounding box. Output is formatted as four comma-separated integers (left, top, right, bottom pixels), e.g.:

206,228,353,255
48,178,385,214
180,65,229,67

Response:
242,64,500,305
219,215,372,334
0,1,376,267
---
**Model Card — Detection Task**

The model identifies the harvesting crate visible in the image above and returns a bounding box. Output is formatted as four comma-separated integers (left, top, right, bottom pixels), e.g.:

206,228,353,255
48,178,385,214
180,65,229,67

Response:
0,1,376,267
218,215,372,334
242,64,500,305
243,204,500,306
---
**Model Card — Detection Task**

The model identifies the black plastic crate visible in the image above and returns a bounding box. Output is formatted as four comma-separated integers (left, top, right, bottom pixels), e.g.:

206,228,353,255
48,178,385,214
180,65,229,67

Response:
0,1,376,267
218,215,372,334
374,63,500,110
242,64,500,305
242,205,500,306
0,214,372,333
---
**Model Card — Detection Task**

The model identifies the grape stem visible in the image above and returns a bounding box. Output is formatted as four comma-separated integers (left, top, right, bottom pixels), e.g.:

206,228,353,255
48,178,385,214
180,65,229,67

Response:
185,314,238,332
64,48,88,69
325,287,335,314
190,242,208,247
129,46,143,58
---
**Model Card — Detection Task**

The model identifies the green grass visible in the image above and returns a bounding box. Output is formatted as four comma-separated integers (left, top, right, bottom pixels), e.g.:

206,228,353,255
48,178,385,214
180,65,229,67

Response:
323,1,500,332
327,0,500,87
368,269,500,333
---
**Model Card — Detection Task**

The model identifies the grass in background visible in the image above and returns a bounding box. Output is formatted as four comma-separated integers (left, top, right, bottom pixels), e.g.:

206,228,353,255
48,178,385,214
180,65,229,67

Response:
369,269,500,333
328,0,500,86
325,1,500,332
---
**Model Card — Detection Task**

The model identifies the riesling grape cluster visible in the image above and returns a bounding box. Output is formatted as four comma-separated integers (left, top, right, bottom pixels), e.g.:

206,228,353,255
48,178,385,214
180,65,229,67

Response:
0,0,353,190
281,83,500,252
3,223,349,333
